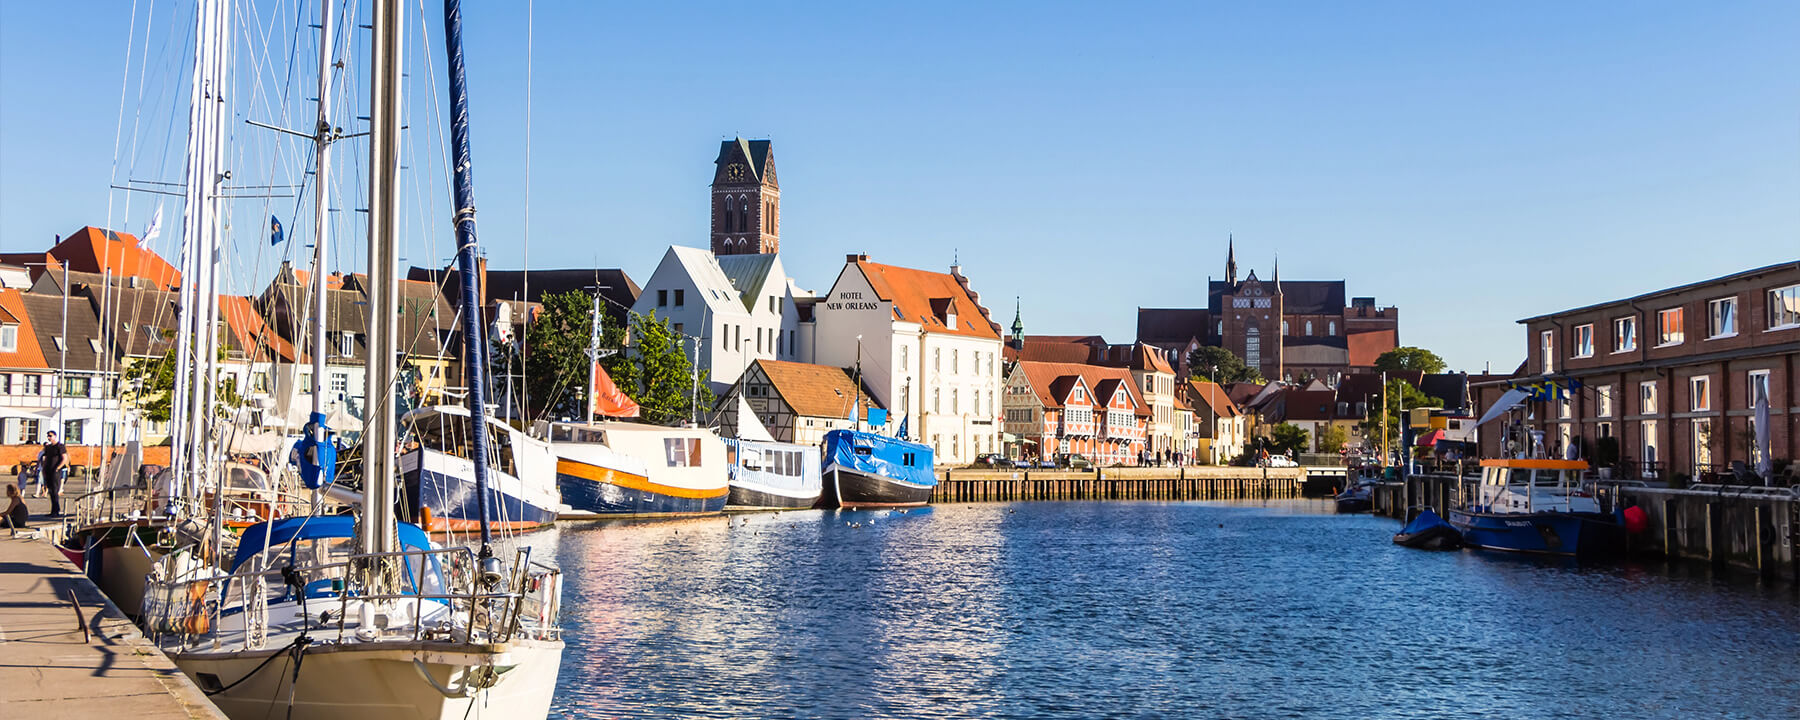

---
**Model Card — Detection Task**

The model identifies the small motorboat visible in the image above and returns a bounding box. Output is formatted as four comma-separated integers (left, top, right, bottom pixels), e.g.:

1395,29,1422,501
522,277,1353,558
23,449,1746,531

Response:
1333,480,1373,513
1393,509,1462,550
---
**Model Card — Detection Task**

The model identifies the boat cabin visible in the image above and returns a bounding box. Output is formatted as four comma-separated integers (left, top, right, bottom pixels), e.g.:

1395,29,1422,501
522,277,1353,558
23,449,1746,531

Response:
1472,459,1597,515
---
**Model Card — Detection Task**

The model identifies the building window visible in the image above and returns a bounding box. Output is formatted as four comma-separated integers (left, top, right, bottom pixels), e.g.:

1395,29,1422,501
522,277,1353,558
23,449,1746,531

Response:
900,345,909,370
1769,284,1800,330
724,197,734,231
338,332,355,357
1655,307,1684,346
1596,385,1614,418
987,390,994,418
331,372,349,396
1640,381,1657,415
1305,320,1313,336
1281,320,1289,335
1216,321,1223,337
1539,330,1554,373
1245,327,1261,368
1143,375,1154,393
61,376,91,397
63,420,83,445
1706,297,1737,338
674,289,685,307
932,388,941,413
23,375,41,394
1558,394,1571,419
300,372,313,393
1598,421,1613,438
934,348,941,371
0,374,10,394
1572,324,1594,358
673,323,684,336
1689,376,1710,412
1613,316,1637,352
0,324,15,352
1748,369,1771,407
657,290,668,307
253,371,270,393
952,389,960,414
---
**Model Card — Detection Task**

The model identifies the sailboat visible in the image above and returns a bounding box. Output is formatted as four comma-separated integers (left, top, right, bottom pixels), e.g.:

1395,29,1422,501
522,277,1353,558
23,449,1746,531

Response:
138,2,564,717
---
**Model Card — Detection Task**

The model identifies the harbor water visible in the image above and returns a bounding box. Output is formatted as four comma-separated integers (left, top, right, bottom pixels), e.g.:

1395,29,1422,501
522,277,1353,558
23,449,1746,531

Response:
527,500,1800,719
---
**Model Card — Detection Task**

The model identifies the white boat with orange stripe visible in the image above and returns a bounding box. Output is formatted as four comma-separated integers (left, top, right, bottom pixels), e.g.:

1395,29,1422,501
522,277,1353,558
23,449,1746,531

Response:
542,421,729,517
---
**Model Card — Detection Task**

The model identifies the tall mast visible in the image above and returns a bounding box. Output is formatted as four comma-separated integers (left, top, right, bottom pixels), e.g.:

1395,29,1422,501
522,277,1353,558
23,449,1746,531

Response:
167,0,210,510
310,0,335,419
442,0,495,552
585,292,602,425
361,0,404,561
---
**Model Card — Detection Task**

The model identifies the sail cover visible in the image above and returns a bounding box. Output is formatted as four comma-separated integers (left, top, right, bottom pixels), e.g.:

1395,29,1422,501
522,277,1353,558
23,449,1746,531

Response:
592,362,640,418
737,396,775,441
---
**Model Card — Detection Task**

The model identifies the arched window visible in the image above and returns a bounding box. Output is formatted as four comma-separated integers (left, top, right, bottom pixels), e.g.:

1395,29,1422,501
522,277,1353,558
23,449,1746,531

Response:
1305,320,1313,336
1328,321,1336,336
1281,320,1289,335
738,195,750,234
724,197,734,232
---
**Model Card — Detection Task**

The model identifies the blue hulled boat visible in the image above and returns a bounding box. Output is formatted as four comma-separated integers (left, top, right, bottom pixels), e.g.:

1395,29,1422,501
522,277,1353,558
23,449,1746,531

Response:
1447,459,1622,558
818,430,935,509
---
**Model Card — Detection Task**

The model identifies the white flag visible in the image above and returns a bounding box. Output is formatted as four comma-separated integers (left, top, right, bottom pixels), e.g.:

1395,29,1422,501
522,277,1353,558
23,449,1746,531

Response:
141,204,164,243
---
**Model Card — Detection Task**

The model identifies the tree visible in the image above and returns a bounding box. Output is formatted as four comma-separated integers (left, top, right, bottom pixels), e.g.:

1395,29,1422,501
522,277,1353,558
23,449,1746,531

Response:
1317,424,1348,454
1188,346,1265,384
518,290,630,421
121,346,245,425
628,311,712,425
1358,378,1444,460
1373,346,1447,375
1268,423,1310,456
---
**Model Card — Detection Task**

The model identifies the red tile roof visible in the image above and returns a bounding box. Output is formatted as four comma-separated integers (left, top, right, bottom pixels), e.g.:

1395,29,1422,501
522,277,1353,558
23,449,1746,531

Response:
0,289,49,369
219,295,298,363
753,359,882,419
1347,328,1397,367
39,227,181,291
1013,360,1147,415
853,260,1000,340
1184,379,1240,418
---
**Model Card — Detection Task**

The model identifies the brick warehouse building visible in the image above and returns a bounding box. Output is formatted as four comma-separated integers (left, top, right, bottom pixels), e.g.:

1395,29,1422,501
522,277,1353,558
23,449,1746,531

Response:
1474,261,1800,481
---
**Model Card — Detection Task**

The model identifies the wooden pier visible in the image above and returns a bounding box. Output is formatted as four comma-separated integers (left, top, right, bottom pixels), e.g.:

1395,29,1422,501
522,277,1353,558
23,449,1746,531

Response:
931,466,1307,503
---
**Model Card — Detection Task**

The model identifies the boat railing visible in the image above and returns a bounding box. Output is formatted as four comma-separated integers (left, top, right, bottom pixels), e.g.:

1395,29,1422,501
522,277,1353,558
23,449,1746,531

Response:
140,544,561,654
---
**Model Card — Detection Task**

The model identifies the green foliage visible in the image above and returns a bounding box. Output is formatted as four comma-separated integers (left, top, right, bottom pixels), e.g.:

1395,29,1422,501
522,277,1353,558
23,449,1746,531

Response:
516,292,710,425
629,311,712,425
1373,346,1447,375
1268,423,1310,456
1358,378,1444,458
121,347,244,423
1317,424,1349,454
1594,435,1620,467
1187,345,1264,384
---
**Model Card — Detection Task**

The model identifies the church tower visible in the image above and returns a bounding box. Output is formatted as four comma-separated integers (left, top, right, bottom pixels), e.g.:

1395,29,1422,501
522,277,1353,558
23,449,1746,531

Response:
1226,234,1237,285
711,138,780,255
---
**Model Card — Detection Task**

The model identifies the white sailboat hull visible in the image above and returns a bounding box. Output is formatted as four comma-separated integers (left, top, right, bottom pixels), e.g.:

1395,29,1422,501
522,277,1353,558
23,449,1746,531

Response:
173,637,563,720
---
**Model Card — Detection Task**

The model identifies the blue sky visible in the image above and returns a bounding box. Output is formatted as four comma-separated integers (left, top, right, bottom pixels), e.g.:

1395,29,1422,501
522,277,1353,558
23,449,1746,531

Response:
3,1,1796,372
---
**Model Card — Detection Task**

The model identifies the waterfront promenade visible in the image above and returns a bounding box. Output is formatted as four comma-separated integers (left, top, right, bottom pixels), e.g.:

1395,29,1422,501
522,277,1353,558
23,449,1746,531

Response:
0,490,225,720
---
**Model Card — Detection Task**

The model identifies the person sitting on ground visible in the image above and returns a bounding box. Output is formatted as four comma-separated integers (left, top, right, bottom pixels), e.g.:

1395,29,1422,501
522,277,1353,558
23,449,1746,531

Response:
5,484,27,530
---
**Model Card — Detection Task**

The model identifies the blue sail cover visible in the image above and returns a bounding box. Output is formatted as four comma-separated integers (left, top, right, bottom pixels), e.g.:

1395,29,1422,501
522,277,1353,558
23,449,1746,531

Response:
1398,509,1454,537
231,516,433,572
822,429,937,488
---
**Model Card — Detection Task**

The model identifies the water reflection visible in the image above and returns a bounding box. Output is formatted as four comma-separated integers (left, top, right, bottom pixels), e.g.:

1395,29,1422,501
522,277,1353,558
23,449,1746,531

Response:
523,501,1800,719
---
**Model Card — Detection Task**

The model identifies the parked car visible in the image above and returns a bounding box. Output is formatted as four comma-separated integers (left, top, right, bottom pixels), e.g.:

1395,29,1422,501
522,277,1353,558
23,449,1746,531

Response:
1056,453,1094,470
970,453,1011,469
1266,454,1299,468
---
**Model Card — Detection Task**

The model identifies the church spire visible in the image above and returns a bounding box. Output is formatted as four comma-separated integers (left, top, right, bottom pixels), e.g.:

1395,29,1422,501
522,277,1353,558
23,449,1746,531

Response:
1226,234,1238,284
1009,296,1025,350
1272,253,1281,291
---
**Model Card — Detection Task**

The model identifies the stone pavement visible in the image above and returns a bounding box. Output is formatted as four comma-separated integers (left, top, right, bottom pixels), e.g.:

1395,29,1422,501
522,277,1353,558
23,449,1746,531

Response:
1,477,225,720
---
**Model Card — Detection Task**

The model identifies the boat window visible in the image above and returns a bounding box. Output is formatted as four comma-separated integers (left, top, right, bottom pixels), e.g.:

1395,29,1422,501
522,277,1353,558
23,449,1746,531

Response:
665,438,702,467
488,425,516,477
854,445,873,456
407,413,471,460
1506,469,1532,485
743,448,763,471
552,425,606,444
225,465,270,491
902,452,916,466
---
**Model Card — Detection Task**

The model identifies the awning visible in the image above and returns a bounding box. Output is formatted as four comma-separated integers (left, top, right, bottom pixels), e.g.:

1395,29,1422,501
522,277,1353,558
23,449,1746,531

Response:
1476,387,1531,427
0,406,55,420
1415,429,1444,447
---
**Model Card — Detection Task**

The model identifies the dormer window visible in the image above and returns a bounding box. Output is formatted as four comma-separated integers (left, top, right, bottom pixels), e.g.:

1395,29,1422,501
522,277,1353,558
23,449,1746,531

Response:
0,324,15,352
338,332,355,357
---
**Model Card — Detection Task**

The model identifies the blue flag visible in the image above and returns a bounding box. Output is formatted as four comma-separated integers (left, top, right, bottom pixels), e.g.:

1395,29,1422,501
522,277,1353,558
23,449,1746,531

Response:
896,415,909,440
270,215,285,246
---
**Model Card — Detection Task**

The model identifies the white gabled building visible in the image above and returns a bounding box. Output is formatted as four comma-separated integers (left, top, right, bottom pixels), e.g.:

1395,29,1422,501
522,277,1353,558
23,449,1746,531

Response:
632,246,808,394
806,254,1004,466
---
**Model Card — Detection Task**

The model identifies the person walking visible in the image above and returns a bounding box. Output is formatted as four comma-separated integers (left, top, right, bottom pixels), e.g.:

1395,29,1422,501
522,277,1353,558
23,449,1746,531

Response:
40,431,66,517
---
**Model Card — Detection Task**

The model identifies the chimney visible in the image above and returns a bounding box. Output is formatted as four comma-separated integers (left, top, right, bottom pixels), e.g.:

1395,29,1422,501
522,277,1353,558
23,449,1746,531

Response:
846,253,869,263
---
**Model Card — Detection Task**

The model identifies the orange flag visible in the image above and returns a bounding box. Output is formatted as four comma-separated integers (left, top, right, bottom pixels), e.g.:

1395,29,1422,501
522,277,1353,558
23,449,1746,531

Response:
592,362,640,418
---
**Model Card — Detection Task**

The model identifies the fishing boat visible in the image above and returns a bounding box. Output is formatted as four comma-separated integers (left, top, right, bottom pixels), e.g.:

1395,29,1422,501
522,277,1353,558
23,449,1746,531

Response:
1333,477,1374,513
818,429,936,509
545,421,729,516
724,437,821,510
1446,458,1622,558
399,405,561,532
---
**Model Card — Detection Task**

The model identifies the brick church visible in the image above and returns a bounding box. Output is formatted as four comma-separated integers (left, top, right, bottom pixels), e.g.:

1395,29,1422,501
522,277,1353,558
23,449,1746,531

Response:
711,138,779,256
1136,238,1399,384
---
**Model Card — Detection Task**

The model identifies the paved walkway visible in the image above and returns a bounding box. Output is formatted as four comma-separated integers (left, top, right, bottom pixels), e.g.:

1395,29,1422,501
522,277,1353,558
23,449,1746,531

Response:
1,480,226,720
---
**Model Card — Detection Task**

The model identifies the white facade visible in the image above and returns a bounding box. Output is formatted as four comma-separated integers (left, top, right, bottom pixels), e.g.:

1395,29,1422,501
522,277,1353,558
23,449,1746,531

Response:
632,246,807,394
808,261,1003,466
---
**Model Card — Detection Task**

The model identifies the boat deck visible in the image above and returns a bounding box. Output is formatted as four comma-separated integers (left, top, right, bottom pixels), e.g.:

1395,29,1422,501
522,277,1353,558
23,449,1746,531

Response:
0,482,227,719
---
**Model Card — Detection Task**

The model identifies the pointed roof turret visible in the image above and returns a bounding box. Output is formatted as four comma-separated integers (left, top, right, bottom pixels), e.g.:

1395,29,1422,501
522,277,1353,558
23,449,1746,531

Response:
1226,234,1237,285
1009,296,1025,350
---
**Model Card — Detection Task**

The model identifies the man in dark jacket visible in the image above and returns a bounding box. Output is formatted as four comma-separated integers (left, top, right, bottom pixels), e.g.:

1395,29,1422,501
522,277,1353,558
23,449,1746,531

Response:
40,431,66,517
